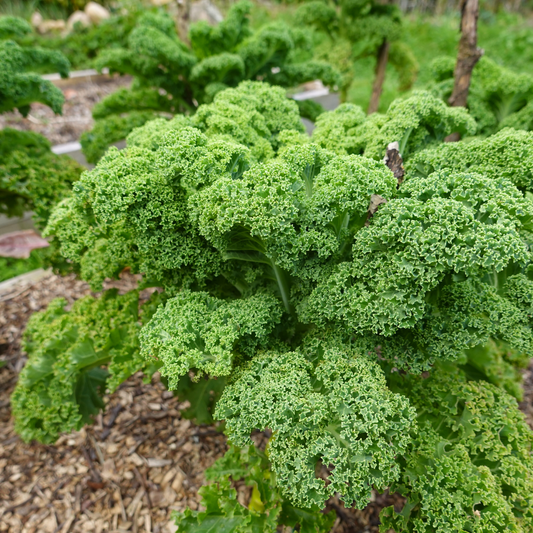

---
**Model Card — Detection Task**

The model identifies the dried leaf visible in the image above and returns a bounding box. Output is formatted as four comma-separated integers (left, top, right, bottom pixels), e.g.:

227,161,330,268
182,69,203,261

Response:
383,141,405,186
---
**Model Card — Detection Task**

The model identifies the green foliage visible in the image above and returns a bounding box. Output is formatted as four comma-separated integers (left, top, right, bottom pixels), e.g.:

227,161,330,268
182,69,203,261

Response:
174,445,336,532
83,1,340,163
295,0,417,101
0,16,81,232
46,82,306,290
383,365,533,532
0,15,31,40
216,341,415,509
11,289,160,444
0,38,68,115
429,55,533,135
407,127,533,191
312,91,476,160
140,291,283,387
15,8,142,70
0,128,82,227
19,82,533,532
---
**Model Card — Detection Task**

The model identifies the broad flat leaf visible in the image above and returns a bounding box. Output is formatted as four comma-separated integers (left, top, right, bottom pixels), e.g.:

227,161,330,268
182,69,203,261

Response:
177,374,226,424
176,515,249,533
0,229,49,258
75,367,108,424
280,502,336,533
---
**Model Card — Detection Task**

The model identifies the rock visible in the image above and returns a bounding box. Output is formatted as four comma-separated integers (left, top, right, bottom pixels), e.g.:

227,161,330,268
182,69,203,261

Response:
84,2,110,24
30,12,43,29
190,0,223,25
66,10,91,33
37,19,66,35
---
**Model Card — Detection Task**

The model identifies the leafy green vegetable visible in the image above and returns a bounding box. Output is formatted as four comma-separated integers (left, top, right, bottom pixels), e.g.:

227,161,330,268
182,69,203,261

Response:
384,365,533,532
0,18,83,234
216,341,415,509
18,81,533,533
312,91,476,160
174,445,335,532
11,290,158,443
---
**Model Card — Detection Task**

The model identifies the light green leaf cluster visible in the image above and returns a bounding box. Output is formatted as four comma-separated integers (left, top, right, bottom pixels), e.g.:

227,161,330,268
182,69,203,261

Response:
312,91,476,160
140,291,282,388
216,341,415,509
11,290,151,444
47,82,310,291
407,127,533,192
383,366,533,532
174,445,335,532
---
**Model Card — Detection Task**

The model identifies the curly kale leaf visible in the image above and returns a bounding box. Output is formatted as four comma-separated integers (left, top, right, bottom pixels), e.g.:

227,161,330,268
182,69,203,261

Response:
174,445,335,532
360,272,533,379
191,81,304,156
0,16,32,40
189,0,252,60
140,291,282,388
313,91,476,161
193,143,395,311
11,290,149,444
0,40,69,115
47,130,229,289
384,366,533,532
406,127,533,192
304,171,532,335
216,342,415,510
87,4,340,162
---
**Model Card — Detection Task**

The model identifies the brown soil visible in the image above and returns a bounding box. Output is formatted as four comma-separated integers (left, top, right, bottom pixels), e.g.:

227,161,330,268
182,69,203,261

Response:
0,272,532,533
0,77,131,146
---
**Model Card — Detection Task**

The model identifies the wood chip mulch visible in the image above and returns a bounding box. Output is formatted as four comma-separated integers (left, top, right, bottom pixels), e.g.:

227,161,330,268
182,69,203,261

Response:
0,271,532,533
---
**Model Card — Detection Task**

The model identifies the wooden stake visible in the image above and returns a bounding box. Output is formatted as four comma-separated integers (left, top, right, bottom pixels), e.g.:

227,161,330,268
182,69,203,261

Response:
368,39,390,115
446,0,483,141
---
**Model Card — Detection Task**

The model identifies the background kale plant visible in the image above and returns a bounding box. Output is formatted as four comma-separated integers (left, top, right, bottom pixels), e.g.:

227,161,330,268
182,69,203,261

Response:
0,15,83,229
80,0,340,163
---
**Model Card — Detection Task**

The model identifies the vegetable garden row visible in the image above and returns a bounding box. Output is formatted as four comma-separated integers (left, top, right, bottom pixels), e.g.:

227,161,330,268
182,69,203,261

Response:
1,0,533,531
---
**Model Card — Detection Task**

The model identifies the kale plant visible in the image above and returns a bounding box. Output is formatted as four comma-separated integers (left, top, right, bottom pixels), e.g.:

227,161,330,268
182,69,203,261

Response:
13,82,533,532
430,55,533,135
80,0,340,163
295,0,418,110
0,16,83,229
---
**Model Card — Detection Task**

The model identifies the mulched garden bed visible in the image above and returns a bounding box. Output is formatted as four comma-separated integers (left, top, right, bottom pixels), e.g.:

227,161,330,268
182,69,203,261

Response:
0,76,131,146
0,272,531,533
